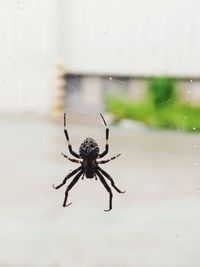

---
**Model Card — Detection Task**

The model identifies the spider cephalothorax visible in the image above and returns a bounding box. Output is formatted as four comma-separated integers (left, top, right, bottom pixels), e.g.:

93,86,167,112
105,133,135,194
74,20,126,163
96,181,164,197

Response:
53,113,125,212
79,137,100,160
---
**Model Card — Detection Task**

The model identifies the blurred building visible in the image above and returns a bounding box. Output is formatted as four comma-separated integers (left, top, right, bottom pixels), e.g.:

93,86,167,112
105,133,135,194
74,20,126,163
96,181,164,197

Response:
0,0,200,114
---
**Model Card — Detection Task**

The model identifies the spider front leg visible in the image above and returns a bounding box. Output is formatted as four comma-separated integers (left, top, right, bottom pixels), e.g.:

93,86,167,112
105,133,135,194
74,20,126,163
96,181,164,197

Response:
53,166,82,189
63,170,84,207
97,166,126,193
98,113,109,158
63,113,80,159
95,170,113,212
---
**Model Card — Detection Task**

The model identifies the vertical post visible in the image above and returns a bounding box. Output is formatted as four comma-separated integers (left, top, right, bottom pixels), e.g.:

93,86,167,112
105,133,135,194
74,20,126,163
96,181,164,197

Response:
52,63,66,118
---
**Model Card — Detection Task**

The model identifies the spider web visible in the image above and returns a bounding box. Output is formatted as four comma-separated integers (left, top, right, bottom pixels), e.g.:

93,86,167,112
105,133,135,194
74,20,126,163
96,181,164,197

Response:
54,76,193,126
53,75,199,170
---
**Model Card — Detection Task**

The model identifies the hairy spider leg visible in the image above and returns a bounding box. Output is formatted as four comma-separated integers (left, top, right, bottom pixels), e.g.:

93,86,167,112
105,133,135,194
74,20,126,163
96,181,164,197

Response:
63,170,84,207
97,153,121,164
53,166,82,189
63,113,80,158
98,113,109,158
97,166,126,193
95,170,113,212
61,153,82,163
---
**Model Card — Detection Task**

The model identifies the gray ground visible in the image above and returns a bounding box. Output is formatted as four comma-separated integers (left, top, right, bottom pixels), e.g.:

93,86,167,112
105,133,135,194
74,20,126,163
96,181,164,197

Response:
0,115,200,267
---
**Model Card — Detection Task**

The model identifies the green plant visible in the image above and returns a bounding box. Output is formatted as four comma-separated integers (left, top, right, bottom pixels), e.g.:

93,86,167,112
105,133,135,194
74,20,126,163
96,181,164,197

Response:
105,77,200,132
148,77,177,108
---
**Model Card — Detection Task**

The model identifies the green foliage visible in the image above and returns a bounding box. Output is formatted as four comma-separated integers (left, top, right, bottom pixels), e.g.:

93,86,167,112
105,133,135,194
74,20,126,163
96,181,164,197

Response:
106,77,200,132
148,77,177,108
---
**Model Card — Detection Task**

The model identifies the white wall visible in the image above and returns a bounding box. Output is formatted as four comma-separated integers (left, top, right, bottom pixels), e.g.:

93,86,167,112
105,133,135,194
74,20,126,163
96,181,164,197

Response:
0,0,60,113
62,0,200,77
0,0,199,114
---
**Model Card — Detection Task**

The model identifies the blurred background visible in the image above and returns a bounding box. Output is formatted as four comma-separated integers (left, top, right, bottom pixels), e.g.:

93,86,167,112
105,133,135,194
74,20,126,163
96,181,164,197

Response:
0,0,200,266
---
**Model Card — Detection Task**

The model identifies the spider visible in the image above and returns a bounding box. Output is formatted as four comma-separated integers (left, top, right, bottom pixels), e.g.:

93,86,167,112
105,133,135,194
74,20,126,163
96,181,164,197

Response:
53,113,125,212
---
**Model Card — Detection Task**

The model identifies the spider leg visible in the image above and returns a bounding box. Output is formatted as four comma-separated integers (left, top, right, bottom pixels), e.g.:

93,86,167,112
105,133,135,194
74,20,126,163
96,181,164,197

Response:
97,153,121,164
95,170,113,212
61,153,82,164
53,166,82,189
63,113,80,158
63,170,84,207
98,113,109,158
97,166,126,193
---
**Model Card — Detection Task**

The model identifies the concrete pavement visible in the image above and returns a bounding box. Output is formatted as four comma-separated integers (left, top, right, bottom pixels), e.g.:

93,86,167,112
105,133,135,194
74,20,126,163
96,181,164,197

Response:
0,115,200,267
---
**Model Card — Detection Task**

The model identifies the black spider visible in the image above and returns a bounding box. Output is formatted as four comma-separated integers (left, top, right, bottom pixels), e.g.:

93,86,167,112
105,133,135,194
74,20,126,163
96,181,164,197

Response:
53,113,125,212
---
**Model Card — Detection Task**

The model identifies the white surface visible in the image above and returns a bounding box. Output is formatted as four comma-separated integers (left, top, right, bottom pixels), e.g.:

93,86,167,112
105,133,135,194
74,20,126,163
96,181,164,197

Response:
62,0,200,77
0,0,59,113
0,115,200,266
0,0,200,113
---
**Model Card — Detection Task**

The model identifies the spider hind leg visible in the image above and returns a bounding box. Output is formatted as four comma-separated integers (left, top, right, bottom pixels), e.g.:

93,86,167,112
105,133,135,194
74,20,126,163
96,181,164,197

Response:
63,113,80,159
98,113,109,158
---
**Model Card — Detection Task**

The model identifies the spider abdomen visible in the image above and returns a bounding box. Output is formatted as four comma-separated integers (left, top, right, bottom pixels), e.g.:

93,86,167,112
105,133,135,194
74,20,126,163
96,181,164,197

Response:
79,137,99,160
54,113,125,211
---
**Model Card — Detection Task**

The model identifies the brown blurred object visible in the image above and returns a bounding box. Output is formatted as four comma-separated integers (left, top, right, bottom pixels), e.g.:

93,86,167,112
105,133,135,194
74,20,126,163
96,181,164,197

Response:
52,63,66,118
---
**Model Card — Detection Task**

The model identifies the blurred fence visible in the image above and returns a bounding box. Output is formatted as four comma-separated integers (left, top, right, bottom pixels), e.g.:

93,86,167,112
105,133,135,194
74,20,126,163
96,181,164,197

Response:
0,0,59,114
0,0,200,114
